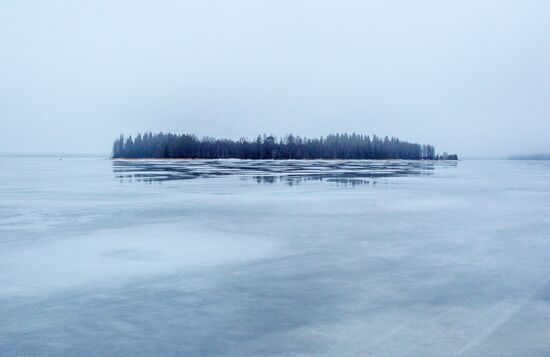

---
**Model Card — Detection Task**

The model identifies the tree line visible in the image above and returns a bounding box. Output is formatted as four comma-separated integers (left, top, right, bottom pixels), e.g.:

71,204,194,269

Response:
112,132,458,160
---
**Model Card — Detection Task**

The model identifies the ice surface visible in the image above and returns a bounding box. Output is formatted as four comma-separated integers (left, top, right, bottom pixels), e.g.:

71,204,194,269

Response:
1,157,550,356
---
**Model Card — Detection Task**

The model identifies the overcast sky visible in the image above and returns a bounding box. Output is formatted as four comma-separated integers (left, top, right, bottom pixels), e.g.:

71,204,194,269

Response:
1,0,549,157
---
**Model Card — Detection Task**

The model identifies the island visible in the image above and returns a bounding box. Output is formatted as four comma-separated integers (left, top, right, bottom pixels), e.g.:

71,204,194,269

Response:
112,132,458,160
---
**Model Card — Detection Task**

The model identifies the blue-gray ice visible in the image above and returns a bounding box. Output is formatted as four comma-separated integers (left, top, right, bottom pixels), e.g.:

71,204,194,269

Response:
1,158,550,356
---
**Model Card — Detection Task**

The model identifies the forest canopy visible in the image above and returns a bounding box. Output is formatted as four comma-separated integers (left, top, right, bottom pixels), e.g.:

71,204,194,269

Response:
112,132,458,160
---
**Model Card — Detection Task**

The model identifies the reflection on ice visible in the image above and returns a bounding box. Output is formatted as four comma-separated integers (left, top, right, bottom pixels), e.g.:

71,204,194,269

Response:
113,159,457,185
245,175,378,187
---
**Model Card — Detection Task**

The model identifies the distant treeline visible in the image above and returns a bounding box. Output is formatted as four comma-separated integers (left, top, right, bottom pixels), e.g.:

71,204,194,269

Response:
112,132,458,160
508,153,550,160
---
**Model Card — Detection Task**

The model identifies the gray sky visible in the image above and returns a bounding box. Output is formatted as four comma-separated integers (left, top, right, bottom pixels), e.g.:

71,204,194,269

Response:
1,0,549,157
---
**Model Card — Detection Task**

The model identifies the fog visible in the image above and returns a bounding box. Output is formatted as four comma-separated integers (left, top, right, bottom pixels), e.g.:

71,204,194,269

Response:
1,0,549,157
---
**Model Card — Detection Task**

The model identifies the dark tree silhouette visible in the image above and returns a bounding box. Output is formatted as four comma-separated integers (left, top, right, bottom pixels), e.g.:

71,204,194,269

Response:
112,132,458,160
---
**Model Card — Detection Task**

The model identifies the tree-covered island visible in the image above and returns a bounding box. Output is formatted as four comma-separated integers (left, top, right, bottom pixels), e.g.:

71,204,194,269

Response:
113,132,458,160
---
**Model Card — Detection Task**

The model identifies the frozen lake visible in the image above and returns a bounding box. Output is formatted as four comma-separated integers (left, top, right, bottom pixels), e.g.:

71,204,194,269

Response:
1,157,550,356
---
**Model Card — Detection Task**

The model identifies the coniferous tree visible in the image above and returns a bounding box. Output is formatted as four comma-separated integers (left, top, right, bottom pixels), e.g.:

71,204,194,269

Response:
112,132,457,160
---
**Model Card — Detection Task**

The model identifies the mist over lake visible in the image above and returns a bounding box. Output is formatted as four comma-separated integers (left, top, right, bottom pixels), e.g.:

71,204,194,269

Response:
2,157,550,356
2,0,550,354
